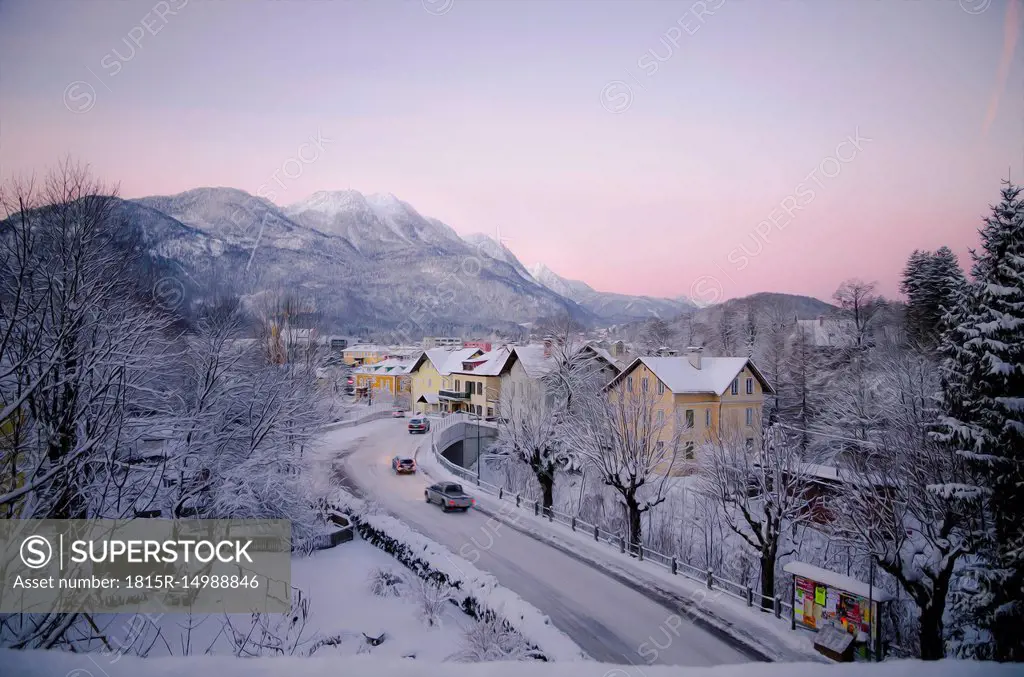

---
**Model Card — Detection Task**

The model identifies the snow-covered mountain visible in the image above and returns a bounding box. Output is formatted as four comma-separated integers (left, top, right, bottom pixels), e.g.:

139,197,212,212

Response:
283,190,465,256
528,262,695,323
462,233,534,282
126,187,592,332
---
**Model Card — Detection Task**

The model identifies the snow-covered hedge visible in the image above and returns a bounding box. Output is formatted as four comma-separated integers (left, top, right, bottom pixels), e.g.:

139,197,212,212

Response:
335,490,585,662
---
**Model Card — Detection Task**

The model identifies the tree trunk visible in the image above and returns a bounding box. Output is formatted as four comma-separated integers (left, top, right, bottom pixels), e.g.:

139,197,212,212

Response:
760,553,776,611
918,601,945,660
538,472,554,516
626,498,642,554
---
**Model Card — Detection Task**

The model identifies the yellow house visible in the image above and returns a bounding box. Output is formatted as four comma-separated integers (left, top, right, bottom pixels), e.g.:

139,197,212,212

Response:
342,344,390,366
605,348,774,475
352,358,414,400
443,347,517,418
409,348,484,415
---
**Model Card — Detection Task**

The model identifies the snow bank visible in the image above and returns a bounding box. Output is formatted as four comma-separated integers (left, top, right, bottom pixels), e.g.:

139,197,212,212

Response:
3,650,1016,677
336,489,585,662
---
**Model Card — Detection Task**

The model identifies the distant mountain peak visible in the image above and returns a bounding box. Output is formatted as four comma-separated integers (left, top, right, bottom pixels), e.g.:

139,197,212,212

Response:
529,261,695,323
286,189,369,215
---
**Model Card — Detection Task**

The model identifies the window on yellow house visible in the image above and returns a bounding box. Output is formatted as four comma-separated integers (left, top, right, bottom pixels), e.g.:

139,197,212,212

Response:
657,380,665,395
641,377,649,392
685,409,694,428
627,376,633,391
746,377,754,395
731,378,739,396
746,407,753,426
705,409,711,427
656,410,664,426
684,442,695,460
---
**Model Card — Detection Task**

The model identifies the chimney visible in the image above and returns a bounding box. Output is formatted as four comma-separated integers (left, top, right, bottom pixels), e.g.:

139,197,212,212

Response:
686,346,703,370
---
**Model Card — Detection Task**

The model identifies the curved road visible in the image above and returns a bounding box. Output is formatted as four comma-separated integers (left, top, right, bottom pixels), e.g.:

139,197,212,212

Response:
326,417,755,667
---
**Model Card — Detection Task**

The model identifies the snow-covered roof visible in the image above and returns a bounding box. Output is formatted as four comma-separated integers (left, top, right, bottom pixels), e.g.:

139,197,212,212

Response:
452,346,515,376
511,343,623,380
782,561,894,602
586,345,621,372
342,344,390,354
354,357,415,375
417,393,440,404
418,347,484,375
512,345,553,379
610,356,775,395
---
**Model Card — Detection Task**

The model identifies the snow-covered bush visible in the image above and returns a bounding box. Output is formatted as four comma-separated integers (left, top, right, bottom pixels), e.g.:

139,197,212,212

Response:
448,615,538,662
415,578,453,628
367,566,406,598
224,588,314,657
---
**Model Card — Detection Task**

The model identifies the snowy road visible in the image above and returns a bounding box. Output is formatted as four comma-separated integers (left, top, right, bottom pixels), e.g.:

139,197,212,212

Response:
325,418,758,667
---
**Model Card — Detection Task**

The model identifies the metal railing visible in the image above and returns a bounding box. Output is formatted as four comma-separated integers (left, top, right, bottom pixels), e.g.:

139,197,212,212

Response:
427,430,795,625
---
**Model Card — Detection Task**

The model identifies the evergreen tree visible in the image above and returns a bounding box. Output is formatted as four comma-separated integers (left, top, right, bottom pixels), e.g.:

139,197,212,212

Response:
936,181,1024,660
901,248,967,349
901,249,931,344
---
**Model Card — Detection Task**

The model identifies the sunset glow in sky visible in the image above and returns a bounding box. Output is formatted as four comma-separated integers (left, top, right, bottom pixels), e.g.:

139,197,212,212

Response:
1,0,1020,303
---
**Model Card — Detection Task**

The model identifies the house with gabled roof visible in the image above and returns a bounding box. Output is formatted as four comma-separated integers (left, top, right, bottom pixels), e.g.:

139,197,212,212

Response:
605,347,775,475
499,340,623,414
408,347,484,414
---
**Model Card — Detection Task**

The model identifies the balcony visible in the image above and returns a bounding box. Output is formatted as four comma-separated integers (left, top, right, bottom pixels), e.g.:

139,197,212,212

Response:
438,389,471,401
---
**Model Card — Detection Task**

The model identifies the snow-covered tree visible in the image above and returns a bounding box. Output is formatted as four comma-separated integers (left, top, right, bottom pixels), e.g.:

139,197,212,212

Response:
0,162,181,651
934,181,1024,661
833,278,884,348
832,347,973,660
163,307,326,538
493,332,605,511
777,328,823,451
901,249,932,345
640,317,676,354
0,162,175,521
493,379,563,512
565,380,682,552
700,424,815,609
901,248,967,349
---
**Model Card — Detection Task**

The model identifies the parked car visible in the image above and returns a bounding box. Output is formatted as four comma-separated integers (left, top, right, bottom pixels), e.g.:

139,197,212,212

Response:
408,417,430,434
391,409,405,418
391,456,416,474
424,482,473,511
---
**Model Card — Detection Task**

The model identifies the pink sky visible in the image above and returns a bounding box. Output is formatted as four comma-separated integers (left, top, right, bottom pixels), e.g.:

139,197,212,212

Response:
1,0,1020,303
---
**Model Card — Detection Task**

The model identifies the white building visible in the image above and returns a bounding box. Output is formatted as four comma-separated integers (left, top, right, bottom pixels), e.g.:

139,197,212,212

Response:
422,337,462,349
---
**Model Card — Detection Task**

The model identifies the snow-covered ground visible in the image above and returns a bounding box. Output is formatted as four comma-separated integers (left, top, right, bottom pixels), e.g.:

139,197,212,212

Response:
5,650,1016,677
77,541,471,667
322,417,757,667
